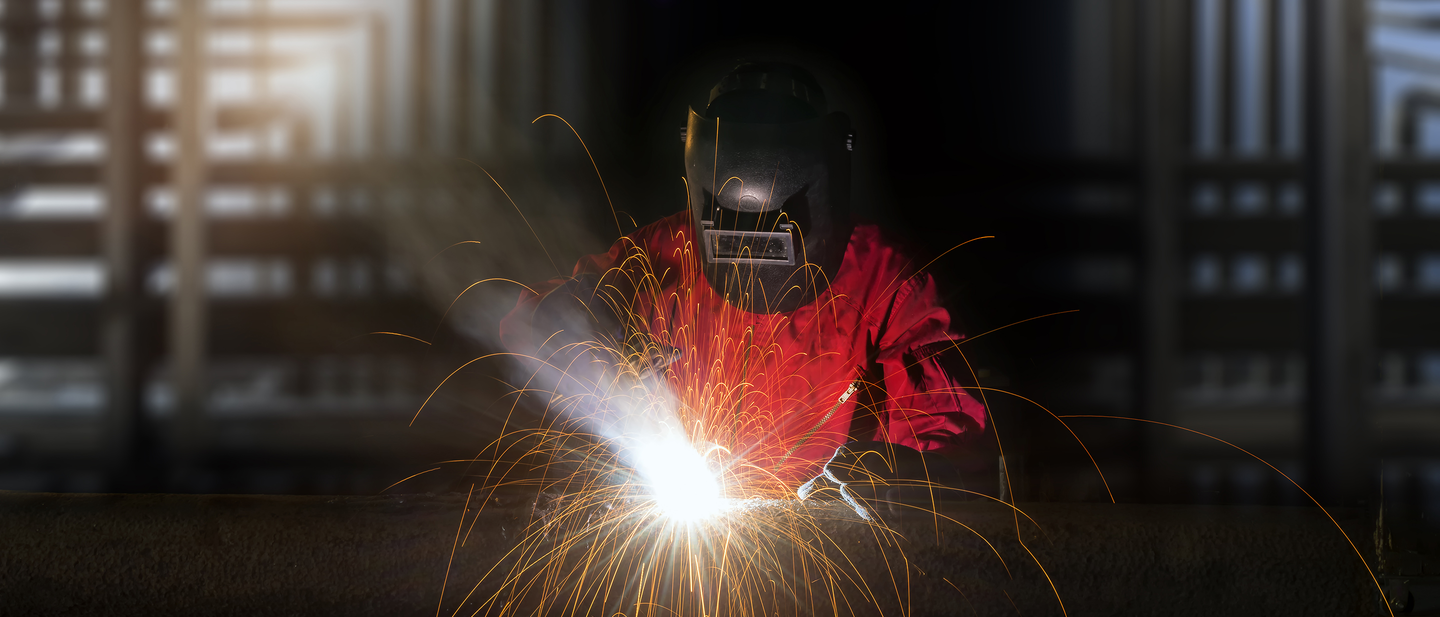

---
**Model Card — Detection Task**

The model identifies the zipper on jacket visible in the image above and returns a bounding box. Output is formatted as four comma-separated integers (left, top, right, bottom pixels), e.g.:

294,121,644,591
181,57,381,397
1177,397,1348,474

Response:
778,379,860,469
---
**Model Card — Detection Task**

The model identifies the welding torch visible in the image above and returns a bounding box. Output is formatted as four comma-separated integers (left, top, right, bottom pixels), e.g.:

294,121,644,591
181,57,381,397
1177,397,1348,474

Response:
798,441,969,523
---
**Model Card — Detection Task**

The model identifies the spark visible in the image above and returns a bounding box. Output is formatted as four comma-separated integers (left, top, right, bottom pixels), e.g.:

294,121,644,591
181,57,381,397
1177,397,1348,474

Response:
411,116,1390,617
420,227,1023,616
412,133,1046,616
628,431,728,523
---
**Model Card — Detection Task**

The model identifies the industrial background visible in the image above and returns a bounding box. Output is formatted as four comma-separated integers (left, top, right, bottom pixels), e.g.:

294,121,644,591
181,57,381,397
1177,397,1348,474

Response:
0,0,1433,521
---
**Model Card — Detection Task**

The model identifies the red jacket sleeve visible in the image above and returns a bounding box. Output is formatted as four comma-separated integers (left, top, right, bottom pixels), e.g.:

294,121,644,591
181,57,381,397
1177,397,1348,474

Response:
498,237,631,356
869,273,987,452
499,213,688,355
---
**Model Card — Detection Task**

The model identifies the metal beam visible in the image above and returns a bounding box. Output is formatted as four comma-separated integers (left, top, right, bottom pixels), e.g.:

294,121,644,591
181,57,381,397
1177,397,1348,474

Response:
100,0,148,485
1180,158,1302,179
451,0,471,156
410,0,431,155
0,14,360,30
0,105,295,131
368,15,390,156
1139,0,1184,501
468,0,499,156
207,220,382,255
59,0,83,106
0,302,99,355
0,221,98,256
171,0,209,468
1304,0,1373,506
2,1,39,105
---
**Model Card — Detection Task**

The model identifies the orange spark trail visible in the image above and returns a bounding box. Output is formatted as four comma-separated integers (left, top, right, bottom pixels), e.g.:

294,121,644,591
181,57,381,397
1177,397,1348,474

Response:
532,114,624,238
437,485,475,617
423,240,485,269
366,331,433,346
461,160,560,276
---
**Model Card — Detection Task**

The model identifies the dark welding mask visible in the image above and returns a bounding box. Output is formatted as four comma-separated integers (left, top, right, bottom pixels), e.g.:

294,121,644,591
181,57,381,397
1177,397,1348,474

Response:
684,63,854,313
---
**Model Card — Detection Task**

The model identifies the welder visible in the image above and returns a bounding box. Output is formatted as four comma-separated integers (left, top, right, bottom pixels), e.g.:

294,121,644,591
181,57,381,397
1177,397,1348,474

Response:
500,62,987,520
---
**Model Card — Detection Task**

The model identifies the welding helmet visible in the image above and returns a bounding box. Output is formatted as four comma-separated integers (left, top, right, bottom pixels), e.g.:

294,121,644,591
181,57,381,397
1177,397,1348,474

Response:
684,62,854,313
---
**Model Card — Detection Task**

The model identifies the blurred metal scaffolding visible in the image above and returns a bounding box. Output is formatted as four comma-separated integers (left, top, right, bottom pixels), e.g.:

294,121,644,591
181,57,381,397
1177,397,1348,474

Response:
0,0,606,493
1132,0,1436,507
969,0,1437,509
1126,0,1377,505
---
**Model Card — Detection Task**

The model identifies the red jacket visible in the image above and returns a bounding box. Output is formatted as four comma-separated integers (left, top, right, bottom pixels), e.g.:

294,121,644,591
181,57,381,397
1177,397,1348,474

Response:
500,212,986,485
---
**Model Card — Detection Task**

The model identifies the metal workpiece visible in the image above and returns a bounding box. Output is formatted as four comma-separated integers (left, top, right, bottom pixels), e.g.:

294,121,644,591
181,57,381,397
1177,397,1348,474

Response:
0,492,1382,616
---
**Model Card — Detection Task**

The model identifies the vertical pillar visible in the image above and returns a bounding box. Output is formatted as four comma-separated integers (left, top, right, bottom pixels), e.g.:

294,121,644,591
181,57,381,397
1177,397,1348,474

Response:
1139,0,1184,502
499,0,545,151
59,0,81,106
1303,0,1371,506
468,0,498,157
410,0,431,156
1266,0,1283,151
549,0,586,152
3,0,39,105
253,0,271,160
101,0,147,485
368,16,389,157
171,0,209,470
451,0,471,156
1217,0,1233,154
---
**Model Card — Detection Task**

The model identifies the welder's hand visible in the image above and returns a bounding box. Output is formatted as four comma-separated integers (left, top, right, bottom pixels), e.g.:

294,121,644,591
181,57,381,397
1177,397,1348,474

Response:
530,273,679,389
797,441,965,523
531,273,625,356
529,274,631,383
630,342,681,383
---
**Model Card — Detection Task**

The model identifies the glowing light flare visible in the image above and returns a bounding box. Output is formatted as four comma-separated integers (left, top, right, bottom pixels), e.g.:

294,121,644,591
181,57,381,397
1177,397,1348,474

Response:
628,432,728,522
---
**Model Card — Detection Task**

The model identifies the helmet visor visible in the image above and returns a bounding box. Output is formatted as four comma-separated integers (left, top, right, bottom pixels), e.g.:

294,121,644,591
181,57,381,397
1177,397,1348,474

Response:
701,226,797,266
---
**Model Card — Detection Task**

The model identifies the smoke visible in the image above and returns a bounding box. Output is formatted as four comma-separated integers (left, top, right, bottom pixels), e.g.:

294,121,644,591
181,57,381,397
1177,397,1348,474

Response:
378,164,609,341
370,120,693,471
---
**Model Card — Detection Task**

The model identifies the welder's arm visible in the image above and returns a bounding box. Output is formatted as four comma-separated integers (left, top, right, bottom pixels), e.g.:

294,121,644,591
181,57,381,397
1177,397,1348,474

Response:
511,273,634,395
868,274,988,451
797,441,966,523
506,270,678,393
496,226,686,413
499,232,634,359
529,274,623,354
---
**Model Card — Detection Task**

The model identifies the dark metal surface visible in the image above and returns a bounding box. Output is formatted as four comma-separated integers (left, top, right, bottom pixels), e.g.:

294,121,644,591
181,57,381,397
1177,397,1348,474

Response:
0,492,1382,616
